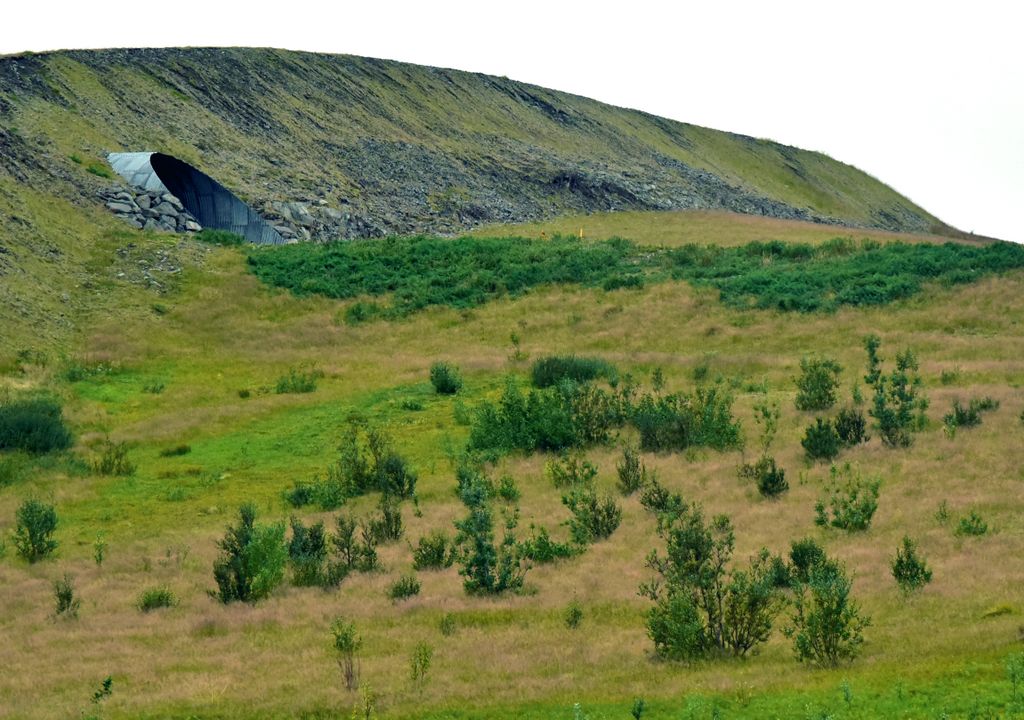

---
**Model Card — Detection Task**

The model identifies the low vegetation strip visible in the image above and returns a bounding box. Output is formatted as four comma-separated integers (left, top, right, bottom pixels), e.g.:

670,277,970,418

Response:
246,234,1024,317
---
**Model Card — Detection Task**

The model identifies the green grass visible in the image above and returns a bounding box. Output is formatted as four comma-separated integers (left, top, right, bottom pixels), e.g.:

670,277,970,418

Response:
3,208,1024,719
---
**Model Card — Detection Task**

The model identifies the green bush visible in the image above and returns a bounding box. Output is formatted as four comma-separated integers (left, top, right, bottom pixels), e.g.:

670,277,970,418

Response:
429,362,463,395
496,475,521,502
565,598,584,629
562,484,622,545
413,530,453,570
517,526,576,563
212,504,288,603
632,384,742,452
786,559,870,667
890,536,932,594
616,445,650,496
138,586,177,612
92,440,135,476
387,574,422,601
646,592,707,661
0,398,72,454
331,617,361,690
332,422,417,499
956,510,988,537
738,456,788,498
814,464,881,532
801,418,841,462
835,408,869,446
943,396,999,436
367,494,404,544
53,573,80,618
275,365,323,394
13,498,58,562
639,477,686,523
789,538,827,584
795,357,843,411
546,451,598,489
453,502,526,595
288,517,329,587
332,514,379,574
530,355,616,388
439,613,457,636
864,336,928,448
158,444,191,457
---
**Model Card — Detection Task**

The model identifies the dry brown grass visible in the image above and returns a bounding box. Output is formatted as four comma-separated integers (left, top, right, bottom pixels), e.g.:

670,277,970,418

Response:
1,214,1023,717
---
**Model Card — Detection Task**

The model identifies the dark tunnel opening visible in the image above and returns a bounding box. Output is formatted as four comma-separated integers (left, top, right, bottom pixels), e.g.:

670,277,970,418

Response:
107,152,283,244
147,153,283,244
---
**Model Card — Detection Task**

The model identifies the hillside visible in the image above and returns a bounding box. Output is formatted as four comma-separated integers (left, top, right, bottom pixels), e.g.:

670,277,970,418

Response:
0,47,951,243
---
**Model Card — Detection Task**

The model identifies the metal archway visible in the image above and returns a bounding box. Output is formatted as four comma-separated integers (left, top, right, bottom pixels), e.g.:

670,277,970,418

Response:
107,152,284,244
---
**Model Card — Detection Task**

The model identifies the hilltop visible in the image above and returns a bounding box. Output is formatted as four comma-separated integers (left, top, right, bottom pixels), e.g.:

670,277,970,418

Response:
0,46,953,241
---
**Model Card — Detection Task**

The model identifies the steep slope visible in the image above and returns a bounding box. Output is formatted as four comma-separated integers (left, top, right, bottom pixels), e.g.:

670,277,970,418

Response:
0,47,949,240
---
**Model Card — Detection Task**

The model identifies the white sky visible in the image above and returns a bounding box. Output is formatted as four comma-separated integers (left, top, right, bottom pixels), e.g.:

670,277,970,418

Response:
4,0,1022,240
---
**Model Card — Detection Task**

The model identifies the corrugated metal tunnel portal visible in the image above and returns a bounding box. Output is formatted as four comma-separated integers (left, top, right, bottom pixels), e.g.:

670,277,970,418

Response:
107,152,284,244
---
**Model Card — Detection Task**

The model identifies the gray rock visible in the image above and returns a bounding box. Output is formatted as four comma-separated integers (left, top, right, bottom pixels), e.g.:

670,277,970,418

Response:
143,219,158,231
128,219,144,229
135,194,151,209
162,194,184,210
106,201,135,213
152,201,178,215
184,220,202,232
114,191,134,202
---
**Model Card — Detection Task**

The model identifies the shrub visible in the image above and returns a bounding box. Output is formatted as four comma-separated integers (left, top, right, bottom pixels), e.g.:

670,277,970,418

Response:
565,598,584,629
1007,652,1024,703
562,484,622,545
387,574,422,601
864,336,928,448
92,440,135,476
639,477,686,523
814,464,881,532
138,586,177,612
409,641,433,687
616,445,649,496
367,495,404,544
331,422,417,499
0,398,73,454
439,613,457,636
275,365,323,394
956,510,989,537
943,396,999,436
212,504,288,603
332,514,380,573
801,418,841,462
786,560,870,667
13,498,58,562
530,355,616,388
469,377,622,454
283,475,348,511
159,444,191,457
632,384,742,453
54,573,80,618
429,361,463,395
546,451,598,489
834,408,869,446
496,475,521,502
453,502,526,595
641,505,783,659
518,526,576,563
288,517,329,587
789,537,827,584
413,531,453,570
738,456,788,498
331,617,361,690
795,357,843,411
890,536,932,594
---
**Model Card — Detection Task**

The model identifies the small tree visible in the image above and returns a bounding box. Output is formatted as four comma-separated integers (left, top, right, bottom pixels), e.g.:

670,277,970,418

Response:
331,617,361,691
409,642,433,689
864,336,928,448
786,560,870,667
739,402,788,498
453,502,526,595
53,573,80,618
890,536,932,594
795,357,843,411
835,407,869,446
616,444,649,496
802,418,841,462
814,464,881,532
562,483,622,545
288,517,328,587
212,504,287,603
430,362,463,395
13,498,58,562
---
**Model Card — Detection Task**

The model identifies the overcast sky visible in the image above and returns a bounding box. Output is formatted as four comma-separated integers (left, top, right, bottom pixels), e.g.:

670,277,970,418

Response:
5,0,1022,241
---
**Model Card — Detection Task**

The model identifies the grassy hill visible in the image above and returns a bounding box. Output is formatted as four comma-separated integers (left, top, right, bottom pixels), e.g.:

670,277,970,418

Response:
1,205,1024,718
0,46,953,243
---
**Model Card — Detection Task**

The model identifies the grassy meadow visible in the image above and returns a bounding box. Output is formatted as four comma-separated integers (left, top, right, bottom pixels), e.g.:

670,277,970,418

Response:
2,209,1024,719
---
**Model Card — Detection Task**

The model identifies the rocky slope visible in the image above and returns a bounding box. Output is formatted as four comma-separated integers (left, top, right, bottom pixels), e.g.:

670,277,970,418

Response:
0,47,952,240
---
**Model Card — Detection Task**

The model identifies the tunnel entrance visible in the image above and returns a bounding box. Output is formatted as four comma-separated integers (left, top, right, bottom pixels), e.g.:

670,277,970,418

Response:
107,152,284,244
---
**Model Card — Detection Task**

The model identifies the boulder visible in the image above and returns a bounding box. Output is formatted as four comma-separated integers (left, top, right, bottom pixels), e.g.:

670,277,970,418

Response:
135,194,151,210
152,201,178,215
106,201,136,214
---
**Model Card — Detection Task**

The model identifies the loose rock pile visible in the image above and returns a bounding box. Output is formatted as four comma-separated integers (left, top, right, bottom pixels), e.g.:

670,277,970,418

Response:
99,186,203,234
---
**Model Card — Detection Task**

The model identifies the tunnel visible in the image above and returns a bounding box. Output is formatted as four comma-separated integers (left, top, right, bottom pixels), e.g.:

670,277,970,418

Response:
106,152,284,244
